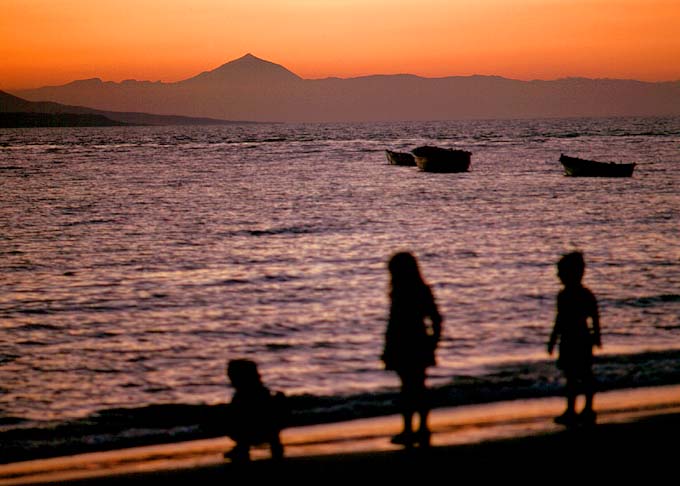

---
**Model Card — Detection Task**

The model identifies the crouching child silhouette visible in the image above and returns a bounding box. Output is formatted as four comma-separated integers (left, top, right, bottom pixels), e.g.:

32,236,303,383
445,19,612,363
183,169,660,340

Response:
548,252,602,427
223,359,288,462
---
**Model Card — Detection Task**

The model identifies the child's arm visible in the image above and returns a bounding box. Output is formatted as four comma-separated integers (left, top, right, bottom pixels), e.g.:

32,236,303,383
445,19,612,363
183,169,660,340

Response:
547,293,563,355
547,319,559,355
590,293,602,348
430,305,443,344
425,287,443,344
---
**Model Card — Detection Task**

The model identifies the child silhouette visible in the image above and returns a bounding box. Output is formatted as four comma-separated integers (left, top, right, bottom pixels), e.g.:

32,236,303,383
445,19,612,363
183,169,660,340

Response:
548,252,602,426
223,359,286,462
382,252,443,447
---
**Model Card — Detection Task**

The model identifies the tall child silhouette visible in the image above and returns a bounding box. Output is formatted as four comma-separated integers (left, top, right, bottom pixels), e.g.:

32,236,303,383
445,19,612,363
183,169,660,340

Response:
382,252,443,446
548,252,602,426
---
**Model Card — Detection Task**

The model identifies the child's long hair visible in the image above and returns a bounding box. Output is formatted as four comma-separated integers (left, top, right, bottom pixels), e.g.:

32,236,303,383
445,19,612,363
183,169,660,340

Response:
388,252,426,296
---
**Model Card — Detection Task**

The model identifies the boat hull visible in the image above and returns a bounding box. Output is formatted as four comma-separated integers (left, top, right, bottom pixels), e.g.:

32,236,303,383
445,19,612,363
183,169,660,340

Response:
560,154,635,177
412,146,471,173
385,149,416,166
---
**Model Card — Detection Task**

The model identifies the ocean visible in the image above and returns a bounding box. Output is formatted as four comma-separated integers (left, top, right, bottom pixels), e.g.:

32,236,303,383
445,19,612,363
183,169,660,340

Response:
1,117,679,460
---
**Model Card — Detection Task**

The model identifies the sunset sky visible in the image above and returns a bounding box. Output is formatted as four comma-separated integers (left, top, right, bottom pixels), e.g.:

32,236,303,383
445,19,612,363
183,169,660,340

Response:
2,0,680,90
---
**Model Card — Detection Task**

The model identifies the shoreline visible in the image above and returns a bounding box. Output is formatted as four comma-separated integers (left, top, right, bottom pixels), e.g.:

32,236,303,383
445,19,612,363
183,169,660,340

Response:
5,347,680,466
2,384,679,484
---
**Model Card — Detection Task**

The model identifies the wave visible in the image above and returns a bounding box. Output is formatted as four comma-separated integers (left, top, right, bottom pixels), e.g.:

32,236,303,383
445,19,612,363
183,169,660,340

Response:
61,218,119,227
15,323,59,331
0,354,19,365
221,223,340,238
610,294,680,308
247,226,317,237
553,132,581,138
2,300,161,318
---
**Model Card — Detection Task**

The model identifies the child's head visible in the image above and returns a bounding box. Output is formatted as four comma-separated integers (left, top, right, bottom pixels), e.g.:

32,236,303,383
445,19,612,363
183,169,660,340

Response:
557,251,585,286
227,359,262,390
388,252,424,289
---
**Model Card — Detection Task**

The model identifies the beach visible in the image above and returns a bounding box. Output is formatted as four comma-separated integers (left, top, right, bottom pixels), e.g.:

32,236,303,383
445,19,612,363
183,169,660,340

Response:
2,384,679,484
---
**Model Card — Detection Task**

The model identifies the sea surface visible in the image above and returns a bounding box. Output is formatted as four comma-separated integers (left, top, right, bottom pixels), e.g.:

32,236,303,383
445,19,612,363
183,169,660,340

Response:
1,117,679,460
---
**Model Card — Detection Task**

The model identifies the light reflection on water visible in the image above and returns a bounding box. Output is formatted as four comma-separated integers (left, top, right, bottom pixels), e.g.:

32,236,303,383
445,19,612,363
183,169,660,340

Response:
0,118,679,421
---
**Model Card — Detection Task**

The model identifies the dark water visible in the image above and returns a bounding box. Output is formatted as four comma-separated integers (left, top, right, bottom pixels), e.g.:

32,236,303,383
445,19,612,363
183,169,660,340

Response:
1,117,679,460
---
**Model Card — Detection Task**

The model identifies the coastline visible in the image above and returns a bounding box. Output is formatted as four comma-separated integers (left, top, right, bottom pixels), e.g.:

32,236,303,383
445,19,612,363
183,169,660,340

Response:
5,348,680,467
2,384,679,485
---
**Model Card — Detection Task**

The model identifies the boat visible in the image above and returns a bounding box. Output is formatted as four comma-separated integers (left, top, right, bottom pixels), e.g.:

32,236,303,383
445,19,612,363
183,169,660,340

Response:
411,146,471,173
385,149,416,166
559,154,635,177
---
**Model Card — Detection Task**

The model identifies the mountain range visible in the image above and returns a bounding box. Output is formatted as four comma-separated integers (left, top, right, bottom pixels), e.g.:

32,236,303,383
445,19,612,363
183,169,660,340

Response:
10,54,680,122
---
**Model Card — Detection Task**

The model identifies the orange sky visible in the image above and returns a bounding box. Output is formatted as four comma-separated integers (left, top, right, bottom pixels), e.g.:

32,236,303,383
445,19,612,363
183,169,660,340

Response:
2,0,680,90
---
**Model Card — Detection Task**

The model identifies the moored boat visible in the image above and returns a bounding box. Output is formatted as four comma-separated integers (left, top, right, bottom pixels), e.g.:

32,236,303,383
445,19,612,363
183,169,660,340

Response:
411,146,471,173
559,154,635,177
385,149,416,166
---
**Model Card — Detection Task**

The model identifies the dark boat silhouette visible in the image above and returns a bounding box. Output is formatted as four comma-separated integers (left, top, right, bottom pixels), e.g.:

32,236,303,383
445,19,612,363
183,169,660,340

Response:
559,154,635,177
385,149,416,166
411,146,471,173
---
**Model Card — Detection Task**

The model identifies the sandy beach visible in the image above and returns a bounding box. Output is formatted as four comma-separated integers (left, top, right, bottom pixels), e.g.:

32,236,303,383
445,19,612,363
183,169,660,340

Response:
2,384,679,485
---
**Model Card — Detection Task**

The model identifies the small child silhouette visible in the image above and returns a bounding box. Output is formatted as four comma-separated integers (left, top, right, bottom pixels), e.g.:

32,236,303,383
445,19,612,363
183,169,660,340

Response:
547,252,602,426
223,359,286,462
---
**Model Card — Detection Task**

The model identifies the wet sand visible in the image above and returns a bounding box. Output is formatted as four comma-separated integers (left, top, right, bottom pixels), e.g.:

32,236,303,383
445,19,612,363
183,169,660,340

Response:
2,384,679,484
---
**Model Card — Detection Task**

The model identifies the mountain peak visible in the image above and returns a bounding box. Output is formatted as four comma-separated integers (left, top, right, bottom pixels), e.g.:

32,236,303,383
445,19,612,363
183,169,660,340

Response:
184,54,301,84
239,53,259,61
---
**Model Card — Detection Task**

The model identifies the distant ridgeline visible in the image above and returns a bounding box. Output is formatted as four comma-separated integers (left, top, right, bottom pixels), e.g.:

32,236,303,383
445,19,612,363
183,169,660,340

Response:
0,90,245,128
8,54,680,122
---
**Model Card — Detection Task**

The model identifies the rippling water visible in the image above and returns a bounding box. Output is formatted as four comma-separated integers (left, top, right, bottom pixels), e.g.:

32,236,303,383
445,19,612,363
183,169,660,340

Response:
1,118,679,438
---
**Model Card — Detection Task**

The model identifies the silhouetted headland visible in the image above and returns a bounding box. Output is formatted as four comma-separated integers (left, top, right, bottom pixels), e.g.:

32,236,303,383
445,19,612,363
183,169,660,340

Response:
0,90,254,127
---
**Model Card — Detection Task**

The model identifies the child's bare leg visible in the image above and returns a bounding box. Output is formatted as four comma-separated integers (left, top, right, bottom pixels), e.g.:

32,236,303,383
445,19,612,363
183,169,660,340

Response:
567,392,577,413
415,378,431,445
583,372,595,412
565,375,578,413
388,410,415,446
224,442,250,462
391,373,417,445
400,372,417,436
417,408,431,446
579,372,597,424
401,410,414,435
417,407,429,433
270,433,284,460
584,391,594,412
555,376,578,425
